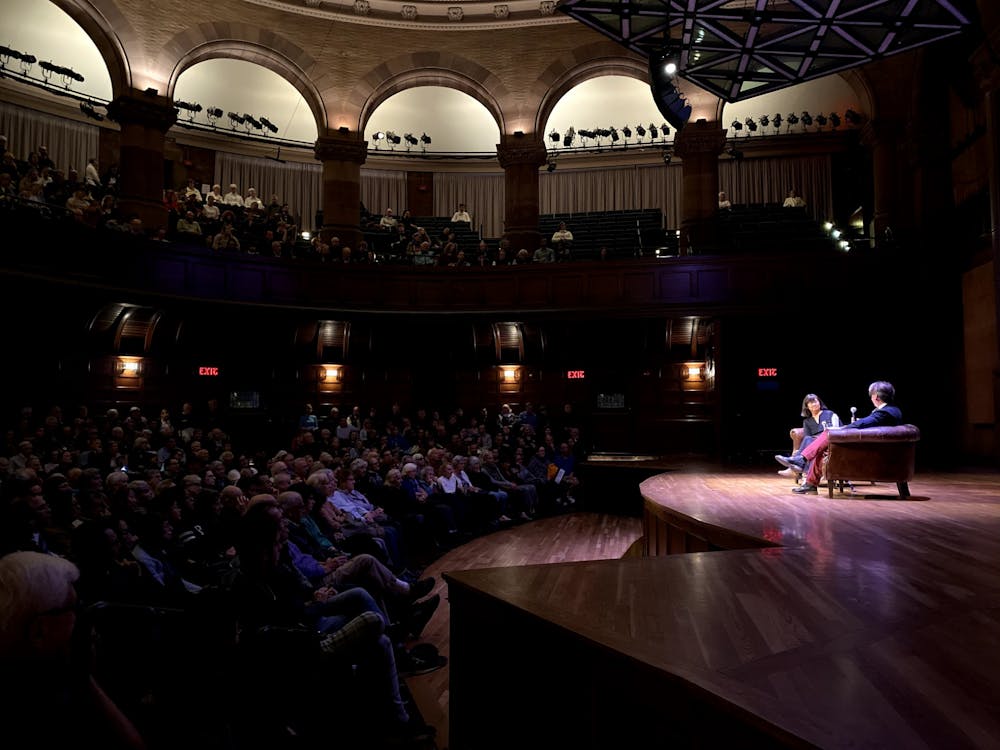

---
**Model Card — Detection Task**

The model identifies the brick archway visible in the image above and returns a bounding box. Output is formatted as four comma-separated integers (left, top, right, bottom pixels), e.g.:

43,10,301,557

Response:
47,0,133,97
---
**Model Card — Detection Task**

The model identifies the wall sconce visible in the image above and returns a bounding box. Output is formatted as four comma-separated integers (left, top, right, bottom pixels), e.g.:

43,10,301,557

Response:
117,356,142,377
682,361,706,380
500,366,521,382
320,365,341,382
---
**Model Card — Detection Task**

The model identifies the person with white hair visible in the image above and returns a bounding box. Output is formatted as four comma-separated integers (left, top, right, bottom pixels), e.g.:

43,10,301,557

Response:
222,183,244,207
0,551,146,748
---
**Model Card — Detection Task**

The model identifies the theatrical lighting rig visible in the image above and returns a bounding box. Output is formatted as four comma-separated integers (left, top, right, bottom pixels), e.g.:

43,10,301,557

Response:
259,116,278,134
79,101,104,121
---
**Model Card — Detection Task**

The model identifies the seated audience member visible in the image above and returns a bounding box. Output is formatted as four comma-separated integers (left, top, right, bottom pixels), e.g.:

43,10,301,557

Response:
222,183,244,207
379,208,397,230
211,223,241,252
84,157,101,191
718,191,732,210
777,380,902,494
0,552,147,749
450,203,471,224
783,188,806,208
244,187,262,210
775,394,840,479
532,240,554,263
175,211,202,240
231,498,435,745
551,221,574,246
182,178,203,203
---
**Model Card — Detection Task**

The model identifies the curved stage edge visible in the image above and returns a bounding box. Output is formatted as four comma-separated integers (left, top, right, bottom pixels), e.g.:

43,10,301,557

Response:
444,465,1000,749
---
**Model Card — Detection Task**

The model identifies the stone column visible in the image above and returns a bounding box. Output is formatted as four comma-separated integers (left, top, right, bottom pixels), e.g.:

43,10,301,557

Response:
497,133,548,253
314,130,368,252
106,89,177,230
672,120,727,254
860,117,910,246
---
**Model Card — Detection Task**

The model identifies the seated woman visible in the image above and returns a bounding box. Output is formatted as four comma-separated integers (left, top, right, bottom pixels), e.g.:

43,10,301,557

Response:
775,393,839,478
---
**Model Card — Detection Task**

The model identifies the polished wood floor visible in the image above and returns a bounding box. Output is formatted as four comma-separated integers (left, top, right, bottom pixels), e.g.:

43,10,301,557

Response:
408,465,1000,749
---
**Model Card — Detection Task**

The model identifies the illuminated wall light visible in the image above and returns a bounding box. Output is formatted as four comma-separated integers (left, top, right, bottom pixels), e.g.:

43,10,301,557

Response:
823,221,834,231
682,361,706,380
502,368,517,381
321,365,341,382
117,357,142,377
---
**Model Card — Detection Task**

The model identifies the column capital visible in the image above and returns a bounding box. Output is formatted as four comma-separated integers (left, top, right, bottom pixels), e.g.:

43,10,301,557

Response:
314,132,368,164
672,120,727,159
496,134,548,169
106,89,177,132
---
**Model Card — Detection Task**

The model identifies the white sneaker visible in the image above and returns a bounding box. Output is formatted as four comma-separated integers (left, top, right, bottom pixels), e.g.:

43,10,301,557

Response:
777,467,796,478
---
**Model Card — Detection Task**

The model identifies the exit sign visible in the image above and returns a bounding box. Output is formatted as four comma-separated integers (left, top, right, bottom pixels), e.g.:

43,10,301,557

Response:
757,367,778,377
567,370,586,379
198,366,220,377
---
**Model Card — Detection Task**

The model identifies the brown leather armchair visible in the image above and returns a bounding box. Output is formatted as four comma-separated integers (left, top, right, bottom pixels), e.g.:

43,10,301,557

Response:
825,424,920,498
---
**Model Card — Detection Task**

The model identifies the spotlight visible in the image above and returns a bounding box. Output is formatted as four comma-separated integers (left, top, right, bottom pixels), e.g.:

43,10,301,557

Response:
420,132,431,144
228,112,246,127
731,119,743,132
404,133,418,146
786,113,799,126
243,114,262,130
648,49,691,132
815,113,828,127
206,106,223,121
801,111,813,127
845,109,862,125
39,61,84,87
744,117,757,132
636,124,646,137
546,160,557,172
79,101,104,121
662,148,673,164
772,113,783,129
386,131,401,145
175,100,202,113
549,129,560,142
622,125,632,138
759,115,769,127
649,124,659,139
372,131,385,142
610,127,619,142
258,116,278,133
563,126,575,147
829,113,841,128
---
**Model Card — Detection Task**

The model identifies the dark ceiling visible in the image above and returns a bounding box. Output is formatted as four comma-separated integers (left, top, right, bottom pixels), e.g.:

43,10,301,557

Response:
558,0,979,102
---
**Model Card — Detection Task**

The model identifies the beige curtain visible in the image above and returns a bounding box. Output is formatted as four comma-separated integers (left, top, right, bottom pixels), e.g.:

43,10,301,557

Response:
215,151,321,229
360,168,408,221
432,172,505,238
539,163,681,228
0,101,100,178
719,154,832,221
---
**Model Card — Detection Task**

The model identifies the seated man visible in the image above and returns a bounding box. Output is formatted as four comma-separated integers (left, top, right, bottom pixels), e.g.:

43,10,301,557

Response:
450,203,471,224
777,380,902,494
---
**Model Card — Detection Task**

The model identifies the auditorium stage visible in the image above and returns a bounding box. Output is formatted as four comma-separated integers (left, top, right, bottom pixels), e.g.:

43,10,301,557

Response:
442,465,1000,749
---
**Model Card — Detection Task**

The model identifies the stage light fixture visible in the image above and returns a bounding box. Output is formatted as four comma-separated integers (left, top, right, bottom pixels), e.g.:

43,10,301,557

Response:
662,148,672,164
759,115,769,127
562,126,575,147
786,113,799,127
661,123,671,137
829,113,841,128
636,124,646,137
386,131,401,145
404,133,418,146
772,113,783,129
610,127,619,142
79,101,104,121
649,124,659,139
801,111,813,127
228,112,245,127
243,114,262,130
744,117,757,132
549,129,560,142
622,125,632,138
259,116,278,133
845,109,862,125
420,132,432,144
372,131,385,142
731,119,742,132
815,113,828,127
175,100,201,112
547,159,557,172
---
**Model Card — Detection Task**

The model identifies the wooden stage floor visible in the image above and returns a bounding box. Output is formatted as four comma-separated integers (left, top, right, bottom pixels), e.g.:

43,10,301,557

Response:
427,465,1000,749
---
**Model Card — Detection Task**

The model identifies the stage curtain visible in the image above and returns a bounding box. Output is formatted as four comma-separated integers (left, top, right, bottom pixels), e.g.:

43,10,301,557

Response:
432,171,505,238
215,151,321,230
0,101,99,180
719,154,832,220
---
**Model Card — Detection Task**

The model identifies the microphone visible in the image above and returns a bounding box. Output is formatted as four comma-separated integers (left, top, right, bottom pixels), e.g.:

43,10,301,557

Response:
850,406,857,423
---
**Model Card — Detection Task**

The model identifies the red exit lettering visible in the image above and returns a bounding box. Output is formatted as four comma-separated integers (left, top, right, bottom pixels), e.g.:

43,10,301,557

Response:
198,366,220,376
567,370,586,380
757,368,778,377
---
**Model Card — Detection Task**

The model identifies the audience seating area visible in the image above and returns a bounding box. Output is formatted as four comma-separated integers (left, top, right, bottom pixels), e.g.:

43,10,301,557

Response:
716,204,837,255
539,208,666,259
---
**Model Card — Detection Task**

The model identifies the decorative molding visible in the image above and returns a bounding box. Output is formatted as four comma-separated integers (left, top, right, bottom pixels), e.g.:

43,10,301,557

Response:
314,135,369,164
304,0,323,6
447,6,464,21
401,4,418,20
241,0,574,30
107,93,178,132
494,4,509,19
539,1,555,14
353,0,370,13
